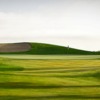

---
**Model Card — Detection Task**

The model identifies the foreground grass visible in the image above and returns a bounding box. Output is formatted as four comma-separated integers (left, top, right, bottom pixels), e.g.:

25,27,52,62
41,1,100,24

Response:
0,56,100,100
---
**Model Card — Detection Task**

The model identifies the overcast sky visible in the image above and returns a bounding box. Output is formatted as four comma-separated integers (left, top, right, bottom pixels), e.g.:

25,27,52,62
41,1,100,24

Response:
0,0,100,51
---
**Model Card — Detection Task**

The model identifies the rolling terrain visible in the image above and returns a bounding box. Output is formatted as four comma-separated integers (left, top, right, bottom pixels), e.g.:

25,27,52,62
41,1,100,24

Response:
0,42,100,100
0,42,96,55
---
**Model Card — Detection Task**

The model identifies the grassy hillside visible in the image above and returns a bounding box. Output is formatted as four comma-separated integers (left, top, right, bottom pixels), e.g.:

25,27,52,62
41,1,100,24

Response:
27,43,94,55
0,42,96,55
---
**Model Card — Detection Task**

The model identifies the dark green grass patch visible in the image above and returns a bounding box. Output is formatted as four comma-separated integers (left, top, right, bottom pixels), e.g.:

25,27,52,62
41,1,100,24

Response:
0,64,24,71
0,95,100,100
91,71,100,79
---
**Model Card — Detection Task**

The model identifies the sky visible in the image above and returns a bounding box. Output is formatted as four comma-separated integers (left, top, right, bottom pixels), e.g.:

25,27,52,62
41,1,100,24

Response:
0,0,100,51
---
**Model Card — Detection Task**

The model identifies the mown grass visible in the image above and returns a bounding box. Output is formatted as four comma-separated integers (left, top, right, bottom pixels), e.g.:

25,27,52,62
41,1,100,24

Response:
0,56,100,100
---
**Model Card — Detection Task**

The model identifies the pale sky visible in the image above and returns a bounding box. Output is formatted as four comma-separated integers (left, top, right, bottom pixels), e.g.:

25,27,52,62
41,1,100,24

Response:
0,0,100,51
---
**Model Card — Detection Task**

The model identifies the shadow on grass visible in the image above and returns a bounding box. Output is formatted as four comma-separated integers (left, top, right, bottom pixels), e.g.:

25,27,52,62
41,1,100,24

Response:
0,82,100,89
0,95,100,100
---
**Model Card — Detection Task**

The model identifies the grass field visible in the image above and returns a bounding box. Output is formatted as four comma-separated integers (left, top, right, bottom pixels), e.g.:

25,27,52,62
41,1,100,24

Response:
0,55,100,59
0,55,100,100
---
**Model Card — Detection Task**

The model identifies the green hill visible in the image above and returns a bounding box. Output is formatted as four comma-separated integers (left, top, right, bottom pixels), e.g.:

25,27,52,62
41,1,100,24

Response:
26,43,94,55
0,42,95,55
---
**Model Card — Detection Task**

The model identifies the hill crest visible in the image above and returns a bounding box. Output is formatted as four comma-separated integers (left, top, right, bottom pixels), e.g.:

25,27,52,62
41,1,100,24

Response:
0,42,96,55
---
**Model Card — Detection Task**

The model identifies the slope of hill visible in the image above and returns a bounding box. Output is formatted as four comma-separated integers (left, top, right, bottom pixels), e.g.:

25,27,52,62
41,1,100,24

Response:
0,42,95,55
27,43,94,55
